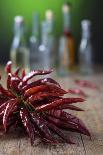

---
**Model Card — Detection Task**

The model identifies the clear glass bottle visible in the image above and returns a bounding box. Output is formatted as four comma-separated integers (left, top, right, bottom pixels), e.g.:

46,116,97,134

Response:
10,16,30,72
38,21,51,70
58,2,75,75
45,10,55,68
29,12,40,70
79,20,93,74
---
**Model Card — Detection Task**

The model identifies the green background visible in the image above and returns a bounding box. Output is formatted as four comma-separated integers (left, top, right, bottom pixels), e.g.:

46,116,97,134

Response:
0,0,103,64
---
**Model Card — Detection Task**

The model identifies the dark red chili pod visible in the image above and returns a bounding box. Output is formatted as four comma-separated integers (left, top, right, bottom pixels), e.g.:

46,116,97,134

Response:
3,99,18,132
68,88,87,98
20,107,35,145
14,67,21,76
22,69,26,79
56,104,84,111
23,70,53,83
35,98,85,112
5,61,12,73
75,79,99,90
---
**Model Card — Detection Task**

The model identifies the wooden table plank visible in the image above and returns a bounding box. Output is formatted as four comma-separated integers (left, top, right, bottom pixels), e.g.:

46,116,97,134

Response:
73,75,103,155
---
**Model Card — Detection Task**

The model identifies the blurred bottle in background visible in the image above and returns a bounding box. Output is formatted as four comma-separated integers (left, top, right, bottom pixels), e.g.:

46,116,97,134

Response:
29,12,40,70
38,21,51,70
79,20,93,74
58,2,75,75
45,10,56,68
38,10,55,70
10,16,30,72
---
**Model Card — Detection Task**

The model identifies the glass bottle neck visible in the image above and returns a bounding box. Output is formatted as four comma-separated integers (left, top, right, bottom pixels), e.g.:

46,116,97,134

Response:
63,12,71,35
41,22,48,46
81,28,91,40
14,23,25,39
81,20,91,40
32,13,39,38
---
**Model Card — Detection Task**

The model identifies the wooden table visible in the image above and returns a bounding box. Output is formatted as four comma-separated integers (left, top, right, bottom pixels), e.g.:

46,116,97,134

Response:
0,67,103,155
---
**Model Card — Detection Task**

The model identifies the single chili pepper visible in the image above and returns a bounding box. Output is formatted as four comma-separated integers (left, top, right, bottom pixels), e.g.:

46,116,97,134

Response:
5,61,12,73
22,69,26,79
68,88,87,98
56,104,84,111
28,92,64,103
0,101,9,113
35,98,85,112
22,78,61,92
25,85,48,97
10,77,21,92
23,70,53,83
20,107,35,145
31,113,58,143
41,78,61,88
7,73,12,89
75,79,99,89
22,79,43,91
14,67,21,76
3,98,18,132
25,84,66,97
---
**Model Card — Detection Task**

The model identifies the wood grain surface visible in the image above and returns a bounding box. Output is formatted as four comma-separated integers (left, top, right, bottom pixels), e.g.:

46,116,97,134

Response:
0,67,103,155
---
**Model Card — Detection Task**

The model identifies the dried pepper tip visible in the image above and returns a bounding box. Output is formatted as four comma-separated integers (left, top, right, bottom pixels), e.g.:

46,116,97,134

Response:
68,88,88,98
5,61,12,73
0,61,90,145
74,79,99,90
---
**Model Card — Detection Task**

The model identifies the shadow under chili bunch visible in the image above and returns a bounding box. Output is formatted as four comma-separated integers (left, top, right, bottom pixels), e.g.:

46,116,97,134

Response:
0,61,90,145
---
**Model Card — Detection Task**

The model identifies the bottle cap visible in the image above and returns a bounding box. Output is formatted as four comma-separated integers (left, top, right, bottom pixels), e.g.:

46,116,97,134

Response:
81,20,91,30
45,10,53,21
62,3,71,13
14,16,24,24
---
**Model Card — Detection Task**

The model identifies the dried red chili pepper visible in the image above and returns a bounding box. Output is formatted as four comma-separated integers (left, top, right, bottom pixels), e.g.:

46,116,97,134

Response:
23,70,53,83
75,79,99,90
56,104,84,111
22,69,26,79
22,78,61,92
35,98,85,112
25,84,66,97
68,88,87,98
5,61,12,73
0,61,90,145
14,67,21,76
28,92,63,103
20,107,35,145
3,98,18,131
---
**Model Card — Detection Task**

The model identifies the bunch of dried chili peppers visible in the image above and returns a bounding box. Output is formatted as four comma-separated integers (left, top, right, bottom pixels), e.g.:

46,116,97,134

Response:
0,61,90,145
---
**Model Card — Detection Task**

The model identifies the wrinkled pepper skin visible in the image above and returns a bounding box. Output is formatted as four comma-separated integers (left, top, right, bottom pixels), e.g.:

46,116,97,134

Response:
36,98,85,112
20,108,35,145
